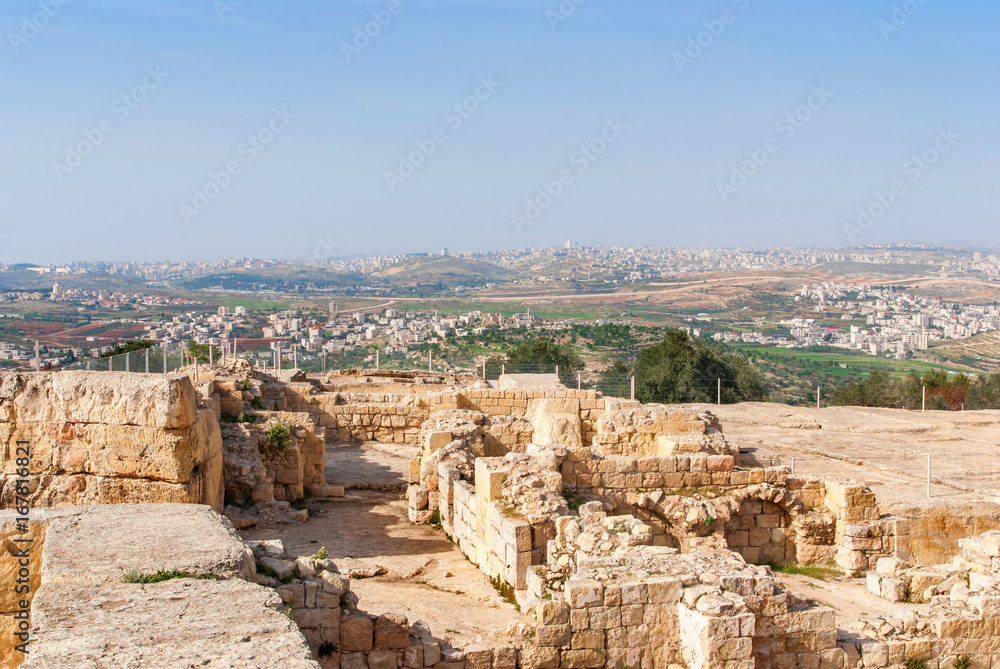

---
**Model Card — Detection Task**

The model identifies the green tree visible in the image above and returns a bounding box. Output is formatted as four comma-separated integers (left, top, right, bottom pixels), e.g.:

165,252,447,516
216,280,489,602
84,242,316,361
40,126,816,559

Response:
100,339,155,358
632,329,769,404
501,337,584,375
596,359,632,397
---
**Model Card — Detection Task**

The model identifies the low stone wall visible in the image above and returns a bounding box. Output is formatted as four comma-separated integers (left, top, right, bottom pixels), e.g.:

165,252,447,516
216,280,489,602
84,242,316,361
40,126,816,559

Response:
1,504,313,669
526,546,840,669
431,454,562,591
0,371,223,512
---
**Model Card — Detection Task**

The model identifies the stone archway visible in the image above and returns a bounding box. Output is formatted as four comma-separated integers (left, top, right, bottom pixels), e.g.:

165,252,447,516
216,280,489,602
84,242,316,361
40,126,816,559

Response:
723,484,812,565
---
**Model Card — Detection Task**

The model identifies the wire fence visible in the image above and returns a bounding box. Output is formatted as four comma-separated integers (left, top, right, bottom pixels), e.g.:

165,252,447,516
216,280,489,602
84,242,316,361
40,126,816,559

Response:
64,344,189,374
50,348,844,409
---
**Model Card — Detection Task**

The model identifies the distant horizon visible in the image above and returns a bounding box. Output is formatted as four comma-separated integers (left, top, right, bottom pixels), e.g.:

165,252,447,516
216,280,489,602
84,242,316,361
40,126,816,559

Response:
3,241,1000,268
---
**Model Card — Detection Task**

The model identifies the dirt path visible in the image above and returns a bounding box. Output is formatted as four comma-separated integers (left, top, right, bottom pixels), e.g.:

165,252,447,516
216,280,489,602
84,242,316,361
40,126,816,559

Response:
242,441,521,648
775,573,919,629
325,442,416,491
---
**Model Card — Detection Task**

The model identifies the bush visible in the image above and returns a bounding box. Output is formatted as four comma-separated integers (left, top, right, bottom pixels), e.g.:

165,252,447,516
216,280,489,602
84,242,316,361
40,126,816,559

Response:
121,568,206,583
632,329,769,404
267,422,292,450
501,337,584,375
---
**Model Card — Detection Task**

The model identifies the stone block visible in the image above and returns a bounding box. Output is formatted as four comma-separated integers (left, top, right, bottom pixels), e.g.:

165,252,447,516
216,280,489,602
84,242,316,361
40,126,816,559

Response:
538,624,572,647
518,647,560,669
422,637,441,665
559,649,605,669
565,579,603,608
464,645,493,669
537,600,570,625
259,557,295,581
427,431,452,451
493,648,516,669
340,610,374,652
875,556,909,576
645,577,681,604
369,651,397,669
320,571,349,596
404,646,424,668
374,613,409,650
571,630,604,650
342,652,369,669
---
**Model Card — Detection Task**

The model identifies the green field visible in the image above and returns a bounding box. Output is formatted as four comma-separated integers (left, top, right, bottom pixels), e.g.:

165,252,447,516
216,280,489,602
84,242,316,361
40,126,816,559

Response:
738,345,970,378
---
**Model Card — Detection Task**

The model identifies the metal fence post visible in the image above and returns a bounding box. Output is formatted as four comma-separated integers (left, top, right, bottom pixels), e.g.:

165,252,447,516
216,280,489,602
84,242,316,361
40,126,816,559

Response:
717,378,721,406
145,348,149,374
926,454,931,498
163,346,168,374
577,373,581,390
630,376,635,401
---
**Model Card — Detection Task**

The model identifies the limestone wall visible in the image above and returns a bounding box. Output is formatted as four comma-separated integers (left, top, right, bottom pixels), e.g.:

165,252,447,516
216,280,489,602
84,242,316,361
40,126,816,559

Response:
526,545,841,669
0,371,223,512
1,504,314,669
430,456,557,591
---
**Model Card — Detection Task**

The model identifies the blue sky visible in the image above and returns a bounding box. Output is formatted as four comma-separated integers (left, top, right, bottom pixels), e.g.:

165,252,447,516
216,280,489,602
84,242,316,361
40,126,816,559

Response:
1,0,997,262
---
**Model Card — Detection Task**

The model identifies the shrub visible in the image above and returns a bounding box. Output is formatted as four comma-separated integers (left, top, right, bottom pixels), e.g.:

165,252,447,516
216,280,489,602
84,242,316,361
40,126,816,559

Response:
267,423,292,450
121,568,206,584
313,546,329,560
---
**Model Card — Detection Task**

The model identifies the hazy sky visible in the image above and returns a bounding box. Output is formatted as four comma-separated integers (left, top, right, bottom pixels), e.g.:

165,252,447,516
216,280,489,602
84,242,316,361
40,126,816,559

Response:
1,0,998,263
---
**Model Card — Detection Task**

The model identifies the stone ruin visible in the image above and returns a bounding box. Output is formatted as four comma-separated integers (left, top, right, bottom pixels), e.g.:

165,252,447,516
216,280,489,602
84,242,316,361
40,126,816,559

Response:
2,367,1000,668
